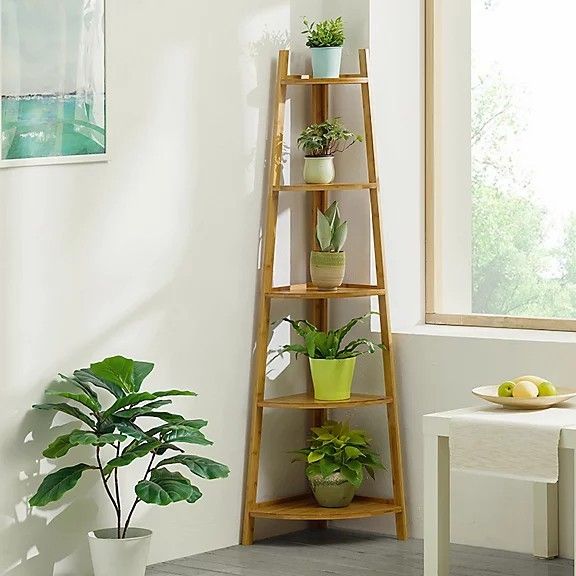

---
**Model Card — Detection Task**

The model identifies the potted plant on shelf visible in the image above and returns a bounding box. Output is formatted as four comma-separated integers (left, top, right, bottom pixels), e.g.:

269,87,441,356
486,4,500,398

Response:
297,117,363,185
29,356,230,576
293,420,384,508
302,17,346,78
272,313,383,401
311,201,348,290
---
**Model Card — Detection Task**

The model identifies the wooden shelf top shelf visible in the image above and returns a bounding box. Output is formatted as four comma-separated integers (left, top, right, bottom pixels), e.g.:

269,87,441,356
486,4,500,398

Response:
259,393,392,410
283,75,369,86
273,183,377,192
267,284,385,300
250,495,402,521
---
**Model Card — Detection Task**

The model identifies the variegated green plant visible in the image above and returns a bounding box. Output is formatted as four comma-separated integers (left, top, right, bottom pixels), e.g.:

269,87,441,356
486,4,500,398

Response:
271,313,383,360
30,356,229,538
316,201,348,253
292,421,384,487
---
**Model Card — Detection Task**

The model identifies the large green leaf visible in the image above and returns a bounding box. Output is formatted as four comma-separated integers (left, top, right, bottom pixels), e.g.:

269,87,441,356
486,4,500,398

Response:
158,423,212,445
59,374,100,402
157,455,230,479
145,412,187,424
74,369,125,399
133,361,154,391
102,392,158,418
316,209,333,251
33,403,97,430
69,430,126,447
90,356,135,394
187,485,203,504
43,433,76,458
135,469,196,506
29,464,96,507
45,390,101,412
103,439,161,474
112,420,151,441
114,400,172,420
152,390,197,398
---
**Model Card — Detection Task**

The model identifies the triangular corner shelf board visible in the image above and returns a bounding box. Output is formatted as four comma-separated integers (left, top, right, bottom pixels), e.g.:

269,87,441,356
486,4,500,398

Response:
241,49,407,545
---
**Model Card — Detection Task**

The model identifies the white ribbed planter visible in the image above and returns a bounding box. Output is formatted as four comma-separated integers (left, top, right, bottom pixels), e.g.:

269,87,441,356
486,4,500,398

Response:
88,528,152,576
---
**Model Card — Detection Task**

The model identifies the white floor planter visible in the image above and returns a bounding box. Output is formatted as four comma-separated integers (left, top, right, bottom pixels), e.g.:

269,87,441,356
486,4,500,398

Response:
88,528,152,576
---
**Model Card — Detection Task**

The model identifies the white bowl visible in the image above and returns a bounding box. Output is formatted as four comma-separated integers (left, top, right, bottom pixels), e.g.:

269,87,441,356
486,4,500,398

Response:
472,385,576,410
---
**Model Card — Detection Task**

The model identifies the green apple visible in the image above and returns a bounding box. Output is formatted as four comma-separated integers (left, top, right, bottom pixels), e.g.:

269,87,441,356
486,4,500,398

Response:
498,381,515,397
538,381,557,397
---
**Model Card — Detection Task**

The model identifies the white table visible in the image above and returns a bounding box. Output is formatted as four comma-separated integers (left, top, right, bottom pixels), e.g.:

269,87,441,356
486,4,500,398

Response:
423,406,576,575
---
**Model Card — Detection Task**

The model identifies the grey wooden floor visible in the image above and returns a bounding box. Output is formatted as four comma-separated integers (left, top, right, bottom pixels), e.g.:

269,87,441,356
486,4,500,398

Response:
147,529,574,576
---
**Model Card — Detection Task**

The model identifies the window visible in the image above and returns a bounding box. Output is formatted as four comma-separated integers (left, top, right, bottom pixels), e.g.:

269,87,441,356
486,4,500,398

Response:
426,0,576,331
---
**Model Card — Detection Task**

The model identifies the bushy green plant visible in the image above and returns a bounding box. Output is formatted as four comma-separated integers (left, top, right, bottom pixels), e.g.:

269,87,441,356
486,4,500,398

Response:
272,313,383,360
317,201,347,253
292,421,384,487
302,17,345,48
297,117,363,157
30,356,229,538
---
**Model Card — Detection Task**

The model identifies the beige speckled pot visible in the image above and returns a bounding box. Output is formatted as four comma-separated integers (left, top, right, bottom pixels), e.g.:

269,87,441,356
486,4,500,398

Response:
309,472,356,508
310,251,346,290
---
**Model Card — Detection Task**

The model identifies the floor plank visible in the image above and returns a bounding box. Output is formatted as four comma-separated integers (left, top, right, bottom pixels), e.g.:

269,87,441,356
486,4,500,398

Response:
147,529,574,576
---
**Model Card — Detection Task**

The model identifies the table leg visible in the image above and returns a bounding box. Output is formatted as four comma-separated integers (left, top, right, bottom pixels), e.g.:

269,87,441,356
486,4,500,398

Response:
533,483,558,559
424,434,450,576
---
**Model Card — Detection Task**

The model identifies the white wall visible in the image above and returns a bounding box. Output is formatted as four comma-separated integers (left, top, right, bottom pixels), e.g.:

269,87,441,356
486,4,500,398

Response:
0,1,295,574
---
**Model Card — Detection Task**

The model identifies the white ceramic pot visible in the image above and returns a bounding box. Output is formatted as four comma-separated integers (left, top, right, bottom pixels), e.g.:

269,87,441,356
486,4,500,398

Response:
310,251,346,290
303,156,335,184
88,528,152,576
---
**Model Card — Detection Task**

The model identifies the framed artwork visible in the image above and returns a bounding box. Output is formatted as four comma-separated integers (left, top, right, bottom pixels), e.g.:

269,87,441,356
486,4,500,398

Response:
1,0,106,168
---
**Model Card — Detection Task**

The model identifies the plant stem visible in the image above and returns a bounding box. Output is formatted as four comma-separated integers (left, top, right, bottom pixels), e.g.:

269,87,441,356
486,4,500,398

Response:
121,453,156,538
96,446,120,525
114,443,122,538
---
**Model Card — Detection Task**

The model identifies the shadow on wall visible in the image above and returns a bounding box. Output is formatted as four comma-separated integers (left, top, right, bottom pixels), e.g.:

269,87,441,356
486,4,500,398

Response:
0,0,293,574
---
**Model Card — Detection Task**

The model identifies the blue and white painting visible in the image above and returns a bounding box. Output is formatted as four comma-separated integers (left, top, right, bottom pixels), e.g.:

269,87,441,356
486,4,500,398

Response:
1,0,106,165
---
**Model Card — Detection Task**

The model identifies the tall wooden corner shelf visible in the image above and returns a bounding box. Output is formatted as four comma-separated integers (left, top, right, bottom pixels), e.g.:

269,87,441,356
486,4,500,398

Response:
242,49,408,544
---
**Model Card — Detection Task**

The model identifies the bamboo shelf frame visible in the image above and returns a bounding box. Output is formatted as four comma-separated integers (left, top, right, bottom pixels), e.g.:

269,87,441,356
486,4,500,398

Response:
241,49,408,544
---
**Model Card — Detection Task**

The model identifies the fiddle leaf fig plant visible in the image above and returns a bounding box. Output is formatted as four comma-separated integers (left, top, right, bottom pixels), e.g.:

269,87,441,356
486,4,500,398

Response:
30,356,230,539
317,201,348,252
271,313,383,360
292,421,384,487
302,17,345,48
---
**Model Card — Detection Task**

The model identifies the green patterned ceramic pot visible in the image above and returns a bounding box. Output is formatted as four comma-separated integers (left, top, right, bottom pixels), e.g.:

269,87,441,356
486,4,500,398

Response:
310,251,346,290
309,472,355,508
303,156,335,184
309,357,356,401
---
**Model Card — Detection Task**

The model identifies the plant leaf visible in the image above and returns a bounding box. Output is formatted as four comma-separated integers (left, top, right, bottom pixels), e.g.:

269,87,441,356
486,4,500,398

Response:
187,485,203,504
153,389,197,398
69,430,126,447
43,433,76,459
114,400,172,420
317,210,333,251
45,390,101,412
33,403,97,430
159,424,213,446
74,369,125,399
90,356,135,394
332,221,348,252
112,420,151,441
157,455,230,479
132,361,154,391
135,469,195,506
103,439,161,474
29,464,96,507
102,392,158,418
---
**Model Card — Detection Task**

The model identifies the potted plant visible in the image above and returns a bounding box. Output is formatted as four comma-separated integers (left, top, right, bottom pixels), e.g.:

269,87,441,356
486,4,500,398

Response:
29,356,230,576
311,200,348,290
302,17,346,78
292,421,384,508
272,313,383,401
297,117,363,185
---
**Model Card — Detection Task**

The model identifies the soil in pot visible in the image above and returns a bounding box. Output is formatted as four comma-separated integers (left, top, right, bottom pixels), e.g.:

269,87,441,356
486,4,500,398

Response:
309,472,356,507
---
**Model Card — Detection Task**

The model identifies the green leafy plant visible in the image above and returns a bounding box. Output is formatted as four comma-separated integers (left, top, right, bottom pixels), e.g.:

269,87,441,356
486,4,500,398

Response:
302,17,345,48
297,117,363,158
292,421,384,487
30,356,230,539
272,313,383,360
316,201,347,253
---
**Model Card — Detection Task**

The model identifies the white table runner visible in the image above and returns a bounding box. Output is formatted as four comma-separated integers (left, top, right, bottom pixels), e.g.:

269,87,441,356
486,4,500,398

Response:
450,404,576,482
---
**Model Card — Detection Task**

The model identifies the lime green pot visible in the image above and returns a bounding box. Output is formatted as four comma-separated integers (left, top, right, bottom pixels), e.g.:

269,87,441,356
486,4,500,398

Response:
309,472,355,508
309,357,356,401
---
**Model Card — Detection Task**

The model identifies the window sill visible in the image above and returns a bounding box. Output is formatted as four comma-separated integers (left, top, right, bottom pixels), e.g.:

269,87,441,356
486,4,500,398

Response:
393,322,576,344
